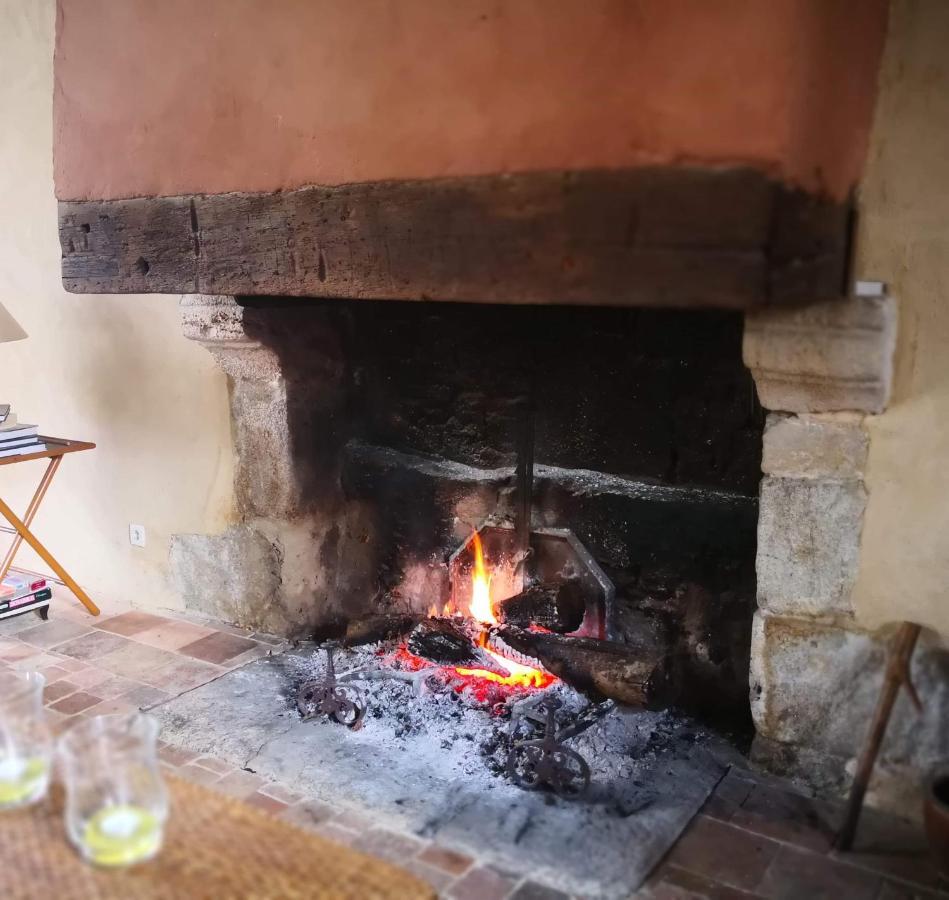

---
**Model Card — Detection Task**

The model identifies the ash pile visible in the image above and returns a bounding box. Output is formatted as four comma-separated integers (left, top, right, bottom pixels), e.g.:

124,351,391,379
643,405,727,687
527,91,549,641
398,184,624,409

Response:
285,627,694,804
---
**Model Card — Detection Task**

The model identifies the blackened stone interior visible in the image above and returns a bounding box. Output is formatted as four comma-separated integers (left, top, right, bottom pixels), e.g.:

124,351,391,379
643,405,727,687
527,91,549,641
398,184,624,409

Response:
240,297,764,732
348,303,761,493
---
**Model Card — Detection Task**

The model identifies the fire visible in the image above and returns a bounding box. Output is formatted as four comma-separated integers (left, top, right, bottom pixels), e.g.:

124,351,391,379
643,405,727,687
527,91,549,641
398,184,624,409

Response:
468,531,496,625
417,531,555,689
456,650,554,689
454,531,555,690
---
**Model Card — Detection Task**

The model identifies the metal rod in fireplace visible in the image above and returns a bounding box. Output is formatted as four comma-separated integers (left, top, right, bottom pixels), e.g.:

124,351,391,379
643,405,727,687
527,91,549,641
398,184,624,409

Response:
514,394,535,580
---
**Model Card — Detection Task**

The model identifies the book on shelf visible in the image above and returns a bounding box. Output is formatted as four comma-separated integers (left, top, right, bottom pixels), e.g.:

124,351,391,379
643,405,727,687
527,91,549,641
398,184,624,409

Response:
0,423,38,441
0,408,44,457
0,435,41,451
0,573,47,601
0,440,45,459
0,586,52,619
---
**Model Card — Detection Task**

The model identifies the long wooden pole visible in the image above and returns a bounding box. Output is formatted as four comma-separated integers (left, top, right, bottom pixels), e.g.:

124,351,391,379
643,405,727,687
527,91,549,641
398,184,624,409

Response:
836,621,922,850
0,493,99,616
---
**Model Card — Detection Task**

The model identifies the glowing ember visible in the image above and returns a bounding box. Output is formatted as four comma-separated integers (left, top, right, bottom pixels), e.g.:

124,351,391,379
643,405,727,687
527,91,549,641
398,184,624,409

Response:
456,647,555,689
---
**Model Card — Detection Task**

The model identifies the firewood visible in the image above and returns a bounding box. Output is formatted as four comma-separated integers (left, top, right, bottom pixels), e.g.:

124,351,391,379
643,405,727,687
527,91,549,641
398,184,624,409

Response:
343,614,420,647
407,617,508,676
496,580,586,633
494,625,672,709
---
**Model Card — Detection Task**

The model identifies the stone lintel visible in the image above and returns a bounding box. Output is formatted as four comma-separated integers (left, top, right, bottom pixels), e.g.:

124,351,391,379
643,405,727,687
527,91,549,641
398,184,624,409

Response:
744,295,897,414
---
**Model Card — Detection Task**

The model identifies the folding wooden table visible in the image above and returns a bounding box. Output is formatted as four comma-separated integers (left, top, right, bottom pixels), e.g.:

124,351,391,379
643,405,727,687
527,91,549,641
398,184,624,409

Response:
0,437,99,616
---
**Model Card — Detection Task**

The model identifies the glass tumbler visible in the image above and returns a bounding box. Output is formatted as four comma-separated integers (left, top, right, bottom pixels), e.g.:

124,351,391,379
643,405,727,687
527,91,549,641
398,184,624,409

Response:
58,712,168,867
0,670,53,810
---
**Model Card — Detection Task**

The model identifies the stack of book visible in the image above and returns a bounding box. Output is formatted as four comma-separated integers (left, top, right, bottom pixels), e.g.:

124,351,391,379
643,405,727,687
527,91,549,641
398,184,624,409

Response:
0,404,45,459
0,573,51,620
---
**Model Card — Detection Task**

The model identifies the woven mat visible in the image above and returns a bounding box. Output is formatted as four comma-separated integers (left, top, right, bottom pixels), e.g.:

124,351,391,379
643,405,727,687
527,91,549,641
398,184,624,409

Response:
0,774,434,900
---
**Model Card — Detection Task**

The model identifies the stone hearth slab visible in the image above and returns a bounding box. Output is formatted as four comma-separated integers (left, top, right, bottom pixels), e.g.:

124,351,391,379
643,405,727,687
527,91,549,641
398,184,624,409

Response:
152,651,726,898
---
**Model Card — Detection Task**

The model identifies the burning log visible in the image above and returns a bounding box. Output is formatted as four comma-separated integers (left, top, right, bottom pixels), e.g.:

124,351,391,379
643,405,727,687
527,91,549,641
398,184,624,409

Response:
494,625,672,709
496,580,586,634
407,617,509,677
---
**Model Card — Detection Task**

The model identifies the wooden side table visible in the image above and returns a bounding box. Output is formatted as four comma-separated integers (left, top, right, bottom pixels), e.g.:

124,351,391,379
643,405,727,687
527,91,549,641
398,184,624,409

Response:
0,437,99,616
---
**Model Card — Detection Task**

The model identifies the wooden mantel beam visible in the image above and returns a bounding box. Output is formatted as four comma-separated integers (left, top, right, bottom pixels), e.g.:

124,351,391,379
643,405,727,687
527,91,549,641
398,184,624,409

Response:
58,167,850,308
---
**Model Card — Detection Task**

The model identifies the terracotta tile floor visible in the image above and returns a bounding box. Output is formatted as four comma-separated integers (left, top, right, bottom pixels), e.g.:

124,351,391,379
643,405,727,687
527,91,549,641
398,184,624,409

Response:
1,593,946,899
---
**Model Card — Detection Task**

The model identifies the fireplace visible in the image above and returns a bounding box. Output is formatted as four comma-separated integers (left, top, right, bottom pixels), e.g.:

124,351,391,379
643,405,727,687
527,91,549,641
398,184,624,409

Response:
157,285,906,894
176,297,764,729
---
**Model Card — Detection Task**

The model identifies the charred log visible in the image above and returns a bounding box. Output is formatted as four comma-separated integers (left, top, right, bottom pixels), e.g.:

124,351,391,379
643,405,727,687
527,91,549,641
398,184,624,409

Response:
407,617,508,676
496,580,586,634
343,614,420,647
495,625,673,709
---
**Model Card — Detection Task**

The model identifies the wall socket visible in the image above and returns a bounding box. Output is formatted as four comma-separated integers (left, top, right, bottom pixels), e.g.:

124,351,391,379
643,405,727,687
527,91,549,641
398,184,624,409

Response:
129,524,146,548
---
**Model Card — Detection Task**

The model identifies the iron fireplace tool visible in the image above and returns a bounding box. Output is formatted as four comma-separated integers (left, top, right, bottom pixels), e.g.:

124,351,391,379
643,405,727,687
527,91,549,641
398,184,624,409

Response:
296,643,366,729
506,697,591,798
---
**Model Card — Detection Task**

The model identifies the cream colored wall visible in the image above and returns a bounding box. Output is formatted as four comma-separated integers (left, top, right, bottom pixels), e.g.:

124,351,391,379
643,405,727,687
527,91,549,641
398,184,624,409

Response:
0,0,234,614
853,0,949,635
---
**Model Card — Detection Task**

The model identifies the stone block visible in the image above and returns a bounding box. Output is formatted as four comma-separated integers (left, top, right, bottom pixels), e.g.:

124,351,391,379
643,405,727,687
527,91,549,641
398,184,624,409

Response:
761,413,868,479
744,295,896,413
343,440,758,580
229,377,297,519
180,294,282,380
750,613,949,816
170,526,282,630
179,295,248,344
756,476,866,617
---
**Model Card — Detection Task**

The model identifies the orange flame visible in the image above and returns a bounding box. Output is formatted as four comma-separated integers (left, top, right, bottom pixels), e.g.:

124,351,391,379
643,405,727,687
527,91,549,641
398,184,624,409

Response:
454,531,555,689
417,532,555,689
468,531,497,625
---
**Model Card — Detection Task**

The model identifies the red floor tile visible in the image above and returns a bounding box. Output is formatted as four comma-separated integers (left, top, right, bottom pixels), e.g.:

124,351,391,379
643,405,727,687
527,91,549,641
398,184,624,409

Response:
177,631,258,665
664,814,780,892
96,610,169,637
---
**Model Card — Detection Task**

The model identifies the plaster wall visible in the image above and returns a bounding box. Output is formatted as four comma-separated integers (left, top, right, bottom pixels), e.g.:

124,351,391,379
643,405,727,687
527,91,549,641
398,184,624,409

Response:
0,0,234,614
53,0,886,202
853,0,949,637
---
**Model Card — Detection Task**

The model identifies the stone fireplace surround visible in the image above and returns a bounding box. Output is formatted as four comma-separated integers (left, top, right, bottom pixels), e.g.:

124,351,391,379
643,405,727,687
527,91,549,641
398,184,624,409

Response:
171,288,948,816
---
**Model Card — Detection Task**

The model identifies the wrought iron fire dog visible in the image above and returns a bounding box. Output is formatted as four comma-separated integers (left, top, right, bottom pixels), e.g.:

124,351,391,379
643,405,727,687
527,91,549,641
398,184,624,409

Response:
296,644,366,729
506,698,591,798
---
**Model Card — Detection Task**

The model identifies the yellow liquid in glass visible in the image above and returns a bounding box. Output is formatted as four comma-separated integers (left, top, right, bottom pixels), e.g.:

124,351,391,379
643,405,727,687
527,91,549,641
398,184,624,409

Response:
81,804,162,867
0,757,49,808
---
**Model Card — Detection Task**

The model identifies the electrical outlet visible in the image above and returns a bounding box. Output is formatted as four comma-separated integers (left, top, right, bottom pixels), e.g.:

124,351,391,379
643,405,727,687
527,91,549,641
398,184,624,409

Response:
129,524,146,548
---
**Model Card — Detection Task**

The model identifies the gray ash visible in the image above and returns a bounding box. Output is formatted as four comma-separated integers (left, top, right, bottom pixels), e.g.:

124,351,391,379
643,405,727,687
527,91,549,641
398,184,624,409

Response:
284,641,711,804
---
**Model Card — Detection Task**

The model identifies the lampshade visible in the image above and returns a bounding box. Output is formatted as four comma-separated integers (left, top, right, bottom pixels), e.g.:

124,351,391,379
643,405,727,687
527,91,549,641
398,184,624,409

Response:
0,301,27,343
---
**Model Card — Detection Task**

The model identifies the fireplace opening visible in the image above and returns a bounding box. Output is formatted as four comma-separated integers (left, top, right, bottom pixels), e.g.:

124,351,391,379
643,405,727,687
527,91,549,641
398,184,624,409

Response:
235,298,763,736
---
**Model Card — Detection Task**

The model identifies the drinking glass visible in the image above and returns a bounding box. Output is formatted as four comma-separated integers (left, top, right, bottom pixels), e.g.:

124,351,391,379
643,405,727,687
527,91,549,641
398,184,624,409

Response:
0,670,52,810
58,712,168,867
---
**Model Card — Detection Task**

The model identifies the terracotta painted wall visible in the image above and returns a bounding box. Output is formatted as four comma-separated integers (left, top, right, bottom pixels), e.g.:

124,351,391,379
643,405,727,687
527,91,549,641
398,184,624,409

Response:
853,0,949,637
1,0,234,614
54,0,886,202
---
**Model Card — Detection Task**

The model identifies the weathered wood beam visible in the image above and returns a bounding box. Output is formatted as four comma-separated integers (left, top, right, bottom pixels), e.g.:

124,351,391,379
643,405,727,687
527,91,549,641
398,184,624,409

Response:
58,168,850,307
